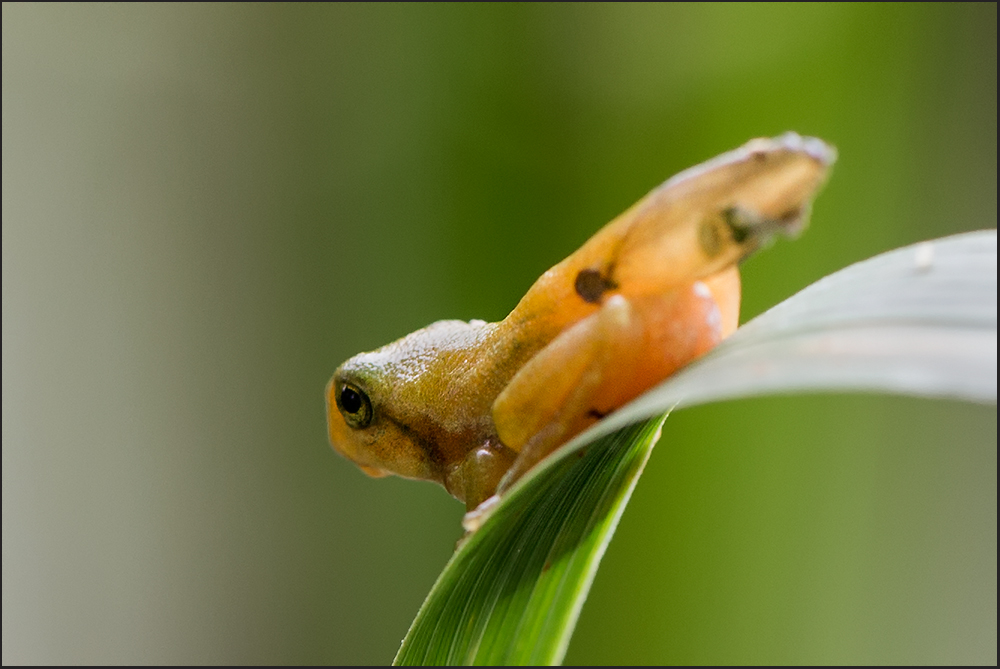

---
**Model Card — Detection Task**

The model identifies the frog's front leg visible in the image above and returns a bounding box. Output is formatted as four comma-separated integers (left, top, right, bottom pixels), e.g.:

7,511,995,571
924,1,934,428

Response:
446,440,517,512
490,279,730,498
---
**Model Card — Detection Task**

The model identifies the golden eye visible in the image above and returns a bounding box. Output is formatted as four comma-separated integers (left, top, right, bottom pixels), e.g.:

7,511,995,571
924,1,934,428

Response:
337,383,373,429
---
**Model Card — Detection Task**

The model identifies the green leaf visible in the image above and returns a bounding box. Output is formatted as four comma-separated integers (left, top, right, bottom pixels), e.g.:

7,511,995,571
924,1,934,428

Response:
394,230,997,666
395,415,666,665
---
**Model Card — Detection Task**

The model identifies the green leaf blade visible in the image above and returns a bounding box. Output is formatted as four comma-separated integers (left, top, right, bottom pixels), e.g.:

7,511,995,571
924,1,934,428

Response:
592,230,997,444
394,417,665,666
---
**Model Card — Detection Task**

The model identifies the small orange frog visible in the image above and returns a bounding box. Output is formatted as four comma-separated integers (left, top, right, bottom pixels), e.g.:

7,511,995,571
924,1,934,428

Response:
326,133,834,515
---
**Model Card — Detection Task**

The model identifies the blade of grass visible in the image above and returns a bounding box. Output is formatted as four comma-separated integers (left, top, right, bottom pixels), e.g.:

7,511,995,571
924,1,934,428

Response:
395,416,666,665
394,229,997,666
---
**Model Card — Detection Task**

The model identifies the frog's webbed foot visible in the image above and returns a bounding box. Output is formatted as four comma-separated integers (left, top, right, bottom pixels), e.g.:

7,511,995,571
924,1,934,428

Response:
723,205,809,258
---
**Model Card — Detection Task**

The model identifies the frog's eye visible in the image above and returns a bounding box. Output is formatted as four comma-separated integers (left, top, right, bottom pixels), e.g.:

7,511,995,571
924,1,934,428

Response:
337,383,373,429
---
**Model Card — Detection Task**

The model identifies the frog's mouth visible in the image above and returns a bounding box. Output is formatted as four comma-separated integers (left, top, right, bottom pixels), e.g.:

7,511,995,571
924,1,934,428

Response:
326,401,386,477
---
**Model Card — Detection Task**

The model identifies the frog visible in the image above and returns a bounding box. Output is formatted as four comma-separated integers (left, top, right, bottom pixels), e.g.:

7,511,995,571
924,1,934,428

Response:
326,132,835,520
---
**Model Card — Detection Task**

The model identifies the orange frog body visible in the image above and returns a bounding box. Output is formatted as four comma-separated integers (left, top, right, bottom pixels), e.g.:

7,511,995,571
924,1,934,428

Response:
327,133,835,514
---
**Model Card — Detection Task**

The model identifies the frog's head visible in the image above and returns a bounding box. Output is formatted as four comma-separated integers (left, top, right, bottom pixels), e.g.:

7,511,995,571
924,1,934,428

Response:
325,352,439,483
327,318,495,485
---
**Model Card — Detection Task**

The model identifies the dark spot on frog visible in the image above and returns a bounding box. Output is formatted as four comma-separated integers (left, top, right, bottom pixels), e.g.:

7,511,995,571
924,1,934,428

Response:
587,408,608,419
724,207,752,243
575,269,617,304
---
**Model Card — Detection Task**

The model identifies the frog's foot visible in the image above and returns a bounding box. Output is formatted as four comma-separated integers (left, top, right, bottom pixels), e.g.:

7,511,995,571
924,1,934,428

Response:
461,494,502,534
723,204,809,255
445,440,516,514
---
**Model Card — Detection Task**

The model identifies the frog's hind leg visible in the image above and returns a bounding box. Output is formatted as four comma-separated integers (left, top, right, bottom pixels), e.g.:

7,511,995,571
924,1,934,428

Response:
491,280,728,498
491,294,646,495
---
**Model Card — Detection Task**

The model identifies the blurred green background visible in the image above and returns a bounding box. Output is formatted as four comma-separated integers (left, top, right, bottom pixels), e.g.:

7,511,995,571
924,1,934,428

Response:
3,3,995,664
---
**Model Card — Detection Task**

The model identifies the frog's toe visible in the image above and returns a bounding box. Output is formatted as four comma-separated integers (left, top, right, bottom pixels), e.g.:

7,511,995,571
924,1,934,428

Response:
462,494,502,533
